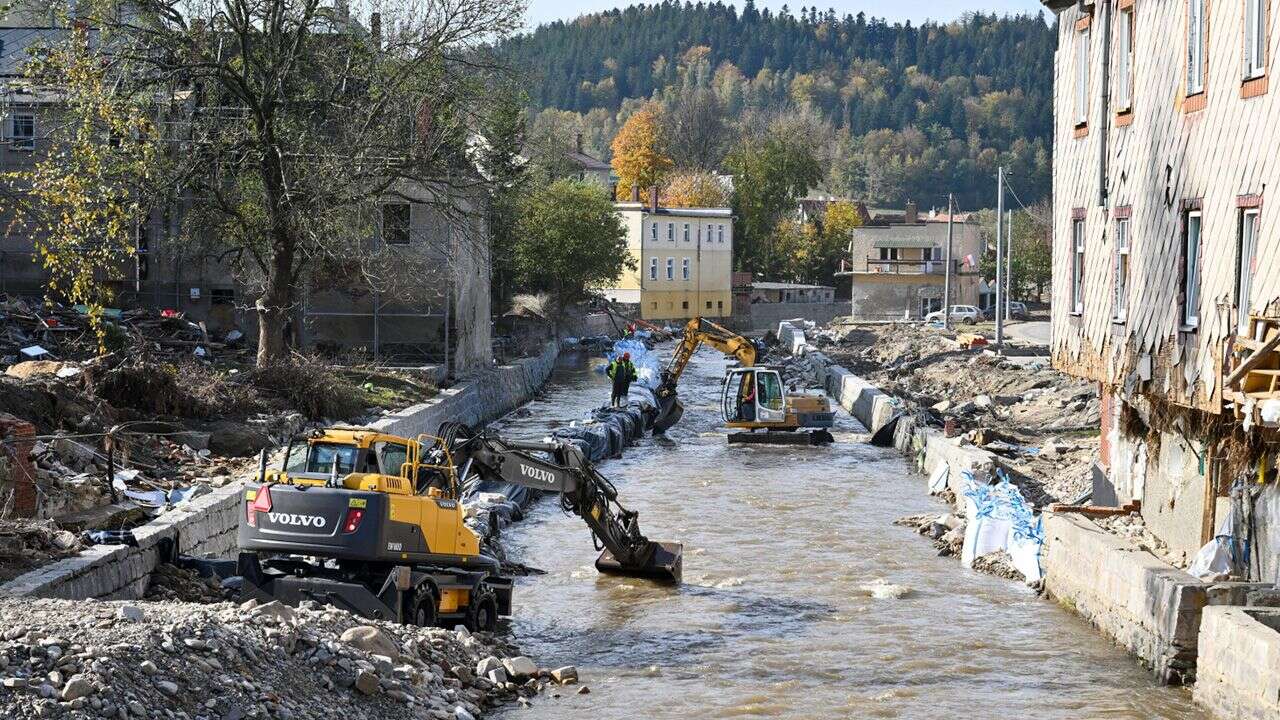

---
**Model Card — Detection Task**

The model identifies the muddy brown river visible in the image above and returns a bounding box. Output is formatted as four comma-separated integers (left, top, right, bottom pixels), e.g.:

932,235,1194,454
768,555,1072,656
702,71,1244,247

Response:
491,349,1206,719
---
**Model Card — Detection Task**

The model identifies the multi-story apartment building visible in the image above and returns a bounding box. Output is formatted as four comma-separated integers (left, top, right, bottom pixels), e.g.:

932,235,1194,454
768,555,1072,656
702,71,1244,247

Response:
605,190,733,321
844,203,985,320
1043,0,1280,569
0,9,493,373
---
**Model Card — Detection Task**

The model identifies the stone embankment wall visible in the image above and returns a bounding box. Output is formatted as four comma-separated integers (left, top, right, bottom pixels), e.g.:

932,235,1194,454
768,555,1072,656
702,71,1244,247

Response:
774,322,1269,688
0,342,562,601
1194,606,1280,719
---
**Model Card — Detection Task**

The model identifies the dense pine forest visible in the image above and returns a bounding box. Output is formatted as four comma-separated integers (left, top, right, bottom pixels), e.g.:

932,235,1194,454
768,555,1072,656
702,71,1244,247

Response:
500,2,1056,210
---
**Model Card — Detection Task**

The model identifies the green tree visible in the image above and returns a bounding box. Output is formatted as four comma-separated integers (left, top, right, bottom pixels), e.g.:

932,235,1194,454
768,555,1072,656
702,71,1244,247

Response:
975,201,1052,303
25,0,523,367
725,117,822,274
513,179,633,312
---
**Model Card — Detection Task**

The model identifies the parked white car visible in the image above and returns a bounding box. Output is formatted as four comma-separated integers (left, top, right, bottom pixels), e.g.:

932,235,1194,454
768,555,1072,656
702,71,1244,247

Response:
1008,301,1029,319
925,305,984,324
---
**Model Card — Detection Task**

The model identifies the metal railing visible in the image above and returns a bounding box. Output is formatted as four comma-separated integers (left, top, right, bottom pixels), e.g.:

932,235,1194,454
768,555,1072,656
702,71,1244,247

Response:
855,256,956,275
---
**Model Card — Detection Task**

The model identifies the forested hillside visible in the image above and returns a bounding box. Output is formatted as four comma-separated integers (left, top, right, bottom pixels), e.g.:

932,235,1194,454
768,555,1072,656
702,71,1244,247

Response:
502,2,1055,210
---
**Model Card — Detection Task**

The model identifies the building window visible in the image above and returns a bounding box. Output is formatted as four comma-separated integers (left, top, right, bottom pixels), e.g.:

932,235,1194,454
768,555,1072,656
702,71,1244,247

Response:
1071,218,1085,314
682,301,689,310
717,300,723,311
1075,25,1090,126
718,225,724,243
682,257,690,280
683,223,690,242
1116,6,1134,111
11,113,34,150
651,302,658,310
1246,0,1268,79
1238,207,1261,330
382,203,411,245
705,301,712,309
1113,217,1130,322
666,257,674,280
877,247,899,261
649,257,658,280
1183,210,1202,328
650,222,658,242
1187,0,1206,95
667,223,674,241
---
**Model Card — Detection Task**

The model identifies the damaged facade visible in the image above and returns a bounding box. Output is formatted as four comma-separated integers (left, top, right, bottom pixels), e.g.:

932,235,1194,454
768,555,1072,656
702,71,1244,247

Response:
1045,0,1280,570
843,203,985,320
0,12,493,374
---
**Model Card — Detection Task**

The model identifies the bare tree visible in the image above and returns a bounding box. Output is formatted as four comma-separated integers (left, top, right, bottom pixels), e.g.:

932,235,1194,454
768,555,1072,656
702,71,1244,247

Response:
23,0,524,366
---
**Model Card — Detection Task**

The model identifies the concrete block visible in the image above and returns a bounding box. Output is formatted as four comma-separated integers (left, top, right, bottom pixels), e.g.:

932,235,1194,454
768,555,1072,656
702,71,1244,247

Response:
1195,607,1280,719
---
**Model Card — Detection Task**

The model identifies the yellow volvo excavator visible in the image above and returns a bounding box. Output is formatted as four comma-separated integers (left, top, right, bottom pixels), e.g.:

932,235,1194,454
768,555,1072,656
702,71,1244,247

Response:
236,424,681,629
652,317,835,444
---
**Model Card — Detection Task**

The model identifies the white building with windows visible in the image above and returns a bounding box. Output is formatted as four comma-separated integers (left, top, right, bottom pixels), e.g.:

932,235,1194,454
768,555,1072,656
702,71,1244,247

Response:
603,196,733,321
1043,0,1280,596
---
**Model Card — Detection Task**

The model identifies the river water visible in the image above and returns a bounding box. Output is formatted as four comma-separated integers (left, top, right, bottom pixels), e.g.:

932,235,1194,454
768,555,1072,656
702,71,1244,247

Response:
490,349,1206,719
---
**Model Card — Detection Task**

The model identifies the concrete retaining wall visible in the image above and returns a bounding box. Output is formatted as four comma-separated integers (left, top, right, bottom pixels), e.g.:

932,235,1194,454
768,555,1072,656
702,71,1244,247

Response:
1194,607,1280,719
0,341,562,601
740,302,846,330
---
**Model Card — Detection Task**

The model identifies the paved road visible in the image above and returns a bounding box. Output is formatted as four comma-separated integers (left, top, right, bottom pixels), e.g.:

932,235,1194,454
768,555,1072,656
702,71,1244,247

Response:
1005,320,1051,346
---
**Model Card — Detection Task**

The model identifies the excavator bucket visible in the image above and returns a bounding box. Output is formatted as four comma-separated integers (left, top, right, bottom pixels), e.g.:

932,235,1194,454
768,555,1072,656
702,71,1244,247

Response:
595,541,683,584
651,394,684,434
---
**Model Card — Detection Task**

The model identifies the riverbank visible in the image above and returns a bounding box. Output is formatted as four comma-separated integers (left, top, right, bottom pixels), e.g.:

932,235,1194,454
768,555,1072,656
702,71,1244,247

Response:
781,318,1273,716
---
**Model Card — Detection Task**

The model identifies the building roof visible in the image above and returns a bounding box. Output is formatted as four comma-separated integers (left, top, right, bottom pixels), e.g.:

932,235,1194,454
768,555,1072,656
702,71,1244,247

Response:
614,202,732,218
753,281,834,291
566,150,611,172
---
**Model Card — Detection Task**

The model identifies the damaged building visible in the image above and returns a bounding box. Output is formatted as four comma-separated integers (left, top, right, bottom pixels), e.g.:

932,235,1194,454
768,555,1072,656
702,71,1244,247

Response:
1045,0,1280,574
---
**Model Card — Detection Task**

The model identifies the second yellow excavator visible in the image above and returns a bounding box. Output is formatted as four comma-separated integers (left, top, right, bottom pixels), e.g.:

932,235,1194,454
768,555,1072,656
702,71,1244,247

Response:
652,317,835,444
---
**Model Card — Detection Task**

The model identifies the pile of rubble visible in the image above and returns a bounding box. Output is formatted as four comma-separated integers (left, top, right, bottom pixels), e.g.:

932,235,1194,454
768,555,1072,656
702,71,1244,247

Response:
893,512,1025,582
810,322,1100,505
0,520,82,584
0,597,576,719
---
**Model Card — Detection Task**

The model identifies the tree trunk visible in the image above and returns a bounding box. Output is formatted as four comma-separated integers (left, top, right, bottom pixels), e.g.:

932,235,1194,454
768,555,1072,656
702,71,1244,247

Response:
256,250,293,368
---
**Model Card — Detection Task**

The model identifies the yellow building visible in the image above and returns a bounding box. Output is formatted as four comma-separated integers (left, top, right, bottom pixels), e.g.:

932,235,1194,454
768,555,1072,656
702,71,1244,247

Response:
604,201,734,321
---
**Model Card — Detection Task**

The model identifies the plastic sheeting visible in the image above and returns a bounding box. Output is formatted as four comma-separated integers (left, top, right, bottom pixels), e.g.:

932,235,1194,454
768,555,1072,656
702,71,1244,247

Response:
1188,506,1240,581
960,469,1044,584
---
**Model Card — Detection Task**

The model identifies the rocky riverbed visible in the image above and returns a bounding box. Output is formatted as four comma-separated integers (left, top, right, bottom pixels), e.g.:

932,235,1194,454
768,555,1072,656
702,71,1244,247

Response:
0,597,576,719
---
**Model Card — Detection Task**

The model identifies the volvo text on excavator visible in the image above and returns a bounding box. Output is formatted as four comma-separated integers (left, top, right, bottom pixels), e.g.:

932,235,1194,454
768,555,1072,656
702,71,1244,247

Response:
652,317,835,444
236,424,680,628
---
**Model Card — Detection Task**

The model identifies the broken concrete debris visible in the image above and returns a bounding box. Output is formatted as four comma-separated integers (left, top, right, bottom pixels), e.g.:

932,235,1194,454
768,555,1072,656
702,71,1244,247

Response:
0,597,571,719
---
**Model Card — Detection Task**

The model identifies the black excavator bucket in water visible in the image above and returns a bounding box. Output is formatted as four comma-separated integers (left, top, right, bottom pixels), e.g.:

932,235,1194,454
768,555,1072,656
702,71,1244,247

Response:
596,541,683,584
651,394,684,434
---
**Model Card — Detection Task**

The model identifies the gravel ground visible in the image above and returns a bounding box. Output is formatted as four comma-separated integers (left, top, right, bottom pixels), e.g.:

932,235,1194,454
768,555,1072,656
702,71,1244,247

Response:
0,597,574,719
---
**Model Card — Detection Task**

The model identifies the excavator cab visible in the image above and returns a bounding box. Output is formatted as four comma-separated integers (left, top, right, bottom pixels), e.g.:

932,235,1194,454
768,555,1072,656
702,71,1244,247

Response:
722,368,787,424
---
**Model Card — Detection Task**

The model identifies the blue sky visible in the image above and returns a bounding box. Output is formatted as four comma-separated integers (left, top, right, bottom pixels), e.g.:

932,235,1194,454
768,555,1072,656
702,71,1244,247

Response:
523,1,1048,30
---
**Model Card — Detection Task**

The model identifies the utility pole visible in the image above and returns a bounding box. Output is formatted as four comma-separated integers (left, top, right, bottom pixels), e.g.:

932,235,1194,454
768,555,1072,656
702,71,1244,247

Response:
995,166,1005,348
1005,208,1013,322
943,193,954,330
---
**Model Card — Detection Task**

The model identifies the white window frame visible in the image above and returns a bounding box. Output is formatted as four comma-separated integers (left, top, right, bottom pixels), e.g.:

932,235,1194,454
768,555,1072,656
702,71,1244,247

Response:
1246,0,1267,79
1075,26,1091,125
681,257,690,281
667,222,674,241
1183,210,1202,328
682,223,690,242
1187,0,1206,95
1116,7,1134,111
1238,208,1260,330
11,113,34,151
718,225,724,243
665,257,674,280
649,257,658,281
1113,217,1130,322
650,221,658,242
1071,218,1085,314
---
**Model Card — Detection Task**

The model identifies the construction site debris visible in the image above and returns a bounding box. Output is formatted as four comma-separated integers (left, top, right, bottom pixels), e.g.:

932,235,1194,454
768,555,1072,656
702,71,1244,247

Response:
0,597,550,719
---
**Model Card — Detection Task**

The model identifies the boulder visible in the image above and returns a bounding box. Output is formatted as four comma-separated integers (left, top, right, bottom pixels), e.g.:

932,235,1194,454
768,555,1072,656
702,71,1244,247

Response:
353,670,379,696
501,656,538,680
475,656,502,678
550,666,578,685
4,361,64,380
60,675,93,702
338,626,400,661
972,394,993,410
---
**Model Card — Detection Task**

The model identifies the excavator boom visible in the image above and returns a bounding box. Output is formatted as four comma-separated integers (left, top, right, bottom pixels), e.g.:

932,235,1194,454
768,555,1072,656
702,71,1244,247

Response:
653,317,761,433
446,424,682,583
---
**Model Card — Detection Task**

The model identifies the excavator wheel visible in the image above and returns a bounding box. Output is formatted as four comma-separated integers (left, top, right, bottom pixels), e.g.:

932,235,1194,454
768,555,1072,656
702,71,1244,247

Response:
465,588,499,633
407,582,439,628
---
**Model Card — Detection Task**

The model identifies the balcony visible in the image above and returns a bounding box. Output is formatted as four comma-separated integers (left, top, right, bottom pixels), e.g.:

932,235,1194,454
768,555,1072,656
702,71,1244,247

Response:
846,256,958,276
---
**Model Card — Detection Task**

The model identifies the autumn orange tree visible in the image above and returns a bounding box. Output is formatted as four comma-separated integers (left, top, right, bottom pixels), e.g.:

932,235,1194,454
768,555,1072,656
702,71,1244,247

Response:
659,170,729,208
611,103,673,199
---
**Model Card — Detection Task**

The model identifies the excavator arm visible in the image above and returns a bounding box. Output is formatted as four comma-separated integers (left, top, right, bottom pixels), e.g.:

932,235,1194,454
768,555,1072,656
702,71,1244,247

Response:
652,317,761,433
444,424,682,583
